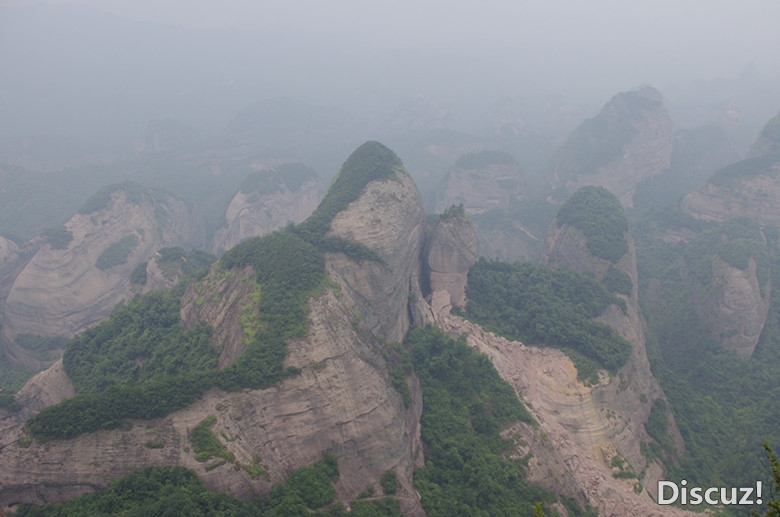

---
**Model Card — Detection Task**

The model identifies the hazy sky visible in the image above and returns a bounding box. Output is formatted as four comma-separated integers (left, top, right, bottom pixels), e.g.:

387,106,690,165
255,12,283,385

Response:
2,0,779,144
8,0,780,74
4,0,780,91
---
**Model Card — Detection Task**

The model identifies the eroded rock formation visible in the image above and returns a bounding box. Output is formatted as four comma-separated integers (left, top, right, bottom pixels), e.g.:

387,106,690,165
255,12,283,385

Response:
327,170,427,344
211,166,322,254
425,206,477,316
694,257,770,358
537,201,684,504
682,112,780,226
434,151,526,214
2,184,203,340
548,86,674,207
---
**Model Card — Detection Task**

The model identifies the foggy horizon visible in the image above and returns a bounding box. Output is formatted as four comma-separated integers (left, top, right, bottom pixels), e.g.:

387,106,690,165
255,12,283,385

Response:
2,0,780,150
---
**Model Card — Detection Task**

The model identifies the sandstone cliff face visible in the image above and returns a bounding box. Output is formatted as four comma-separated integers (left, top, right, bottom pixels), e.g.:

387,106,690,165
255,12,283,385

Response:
434,152,526,214
2,185,202,339
693,257,770,358
549,86,674,207
541,223,608,278
425,208,477,315
211,171,322,254
0,288,424,516
0,149,430,515
537,215,684,504
682,112,780,225
681,155,780,226
327,170,427,344
180,266,258,369
434,315,695,517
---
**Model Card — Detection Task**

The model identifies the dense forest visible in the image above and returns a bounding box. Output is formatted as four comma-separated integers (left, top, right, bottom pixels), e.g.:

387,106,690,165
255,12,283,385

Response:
462,259,631,383
632,207,780,511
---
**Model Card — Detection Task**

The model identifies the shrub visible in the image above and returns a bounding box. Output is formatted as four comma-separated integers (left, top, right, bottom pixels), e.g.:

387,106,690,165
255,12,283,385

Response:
44,225,73,249
380,469,398,495
95,234,139,270
556,186,628,262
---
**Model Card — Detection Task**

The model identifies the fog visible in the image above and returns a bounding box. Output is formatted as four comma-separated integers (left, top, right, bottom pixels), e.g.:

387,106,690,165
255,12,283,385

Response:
3,0,780,141
1,0,779,218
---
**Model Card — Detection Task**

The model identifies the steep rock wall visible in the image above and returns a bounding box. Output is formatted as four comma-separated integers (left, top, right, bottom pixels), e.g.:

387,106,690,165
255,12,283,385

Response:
425,209,477,309
435,314,696,516
0,288,425,516
327,171,426,344
211,177,322,254
681,160,780,226
539,215,685,502
2,187,201,339
434,156,526,214
693,257,770,358
549,86,673,207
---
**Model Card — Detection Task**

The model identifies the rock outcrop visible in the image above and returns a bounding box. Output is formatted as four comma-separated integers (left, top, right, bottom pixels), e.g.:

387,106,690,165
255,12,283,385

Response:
0,142,428,516
693,257,770,358
536,189,684,503
434,315,696,516
681,156,780,225
211,164,322,254
434,151,526,214
326,163,427,344
425,205,477,316
0,288,424,515
682,113,780,226
2,183,203,339
548,86,674,207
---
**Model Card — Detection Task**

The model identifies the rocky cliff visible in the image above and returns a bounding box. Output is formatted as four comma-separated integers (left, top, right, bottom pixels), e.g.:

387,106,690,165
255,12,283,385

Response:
537,188,684,503
0,236,18,269
434,151,526,214
0,287,424,515
211,164,322,254
425,205,477,318
325,154,427,344
693,256,770,358
433,315,695,516
2,183,203,340
548,86,674,207
0,143,428,516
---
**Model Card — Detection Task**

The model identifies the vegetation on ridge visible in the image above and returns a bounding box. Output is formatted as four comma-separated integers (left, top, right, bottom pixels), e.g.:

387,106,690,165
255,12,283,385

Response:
294,141,403,262
633,209,780,511
27,230,323,440
26,141,408,440
406,326,597,517
557,185,629,262
463,259,632,380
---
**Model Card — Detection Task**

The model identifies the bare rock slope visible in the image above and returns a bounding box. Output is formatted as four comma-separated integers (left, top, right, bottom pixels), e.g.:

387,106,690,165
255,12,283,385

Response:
425,205,477,314
434,151,526,214
537,188,684,504
2,183,203,340
0,142,427,516
682,112,780,226
549,86,674,207
212,164,322,254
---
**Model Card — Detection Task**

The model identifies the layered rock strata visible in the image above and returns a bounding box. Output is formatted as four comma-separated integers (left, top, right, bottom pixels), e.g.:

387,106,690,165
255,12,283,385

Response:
3,185,202,339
